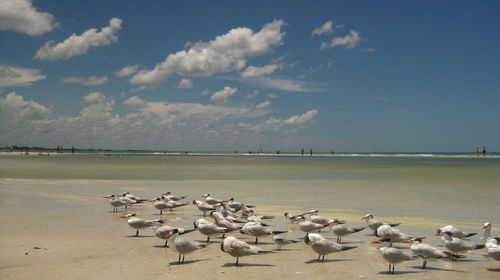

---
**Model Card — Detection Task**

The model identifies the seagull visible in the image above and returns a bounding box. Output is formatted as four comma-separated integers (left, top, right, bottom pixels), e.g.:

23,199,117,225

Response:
223,198,255,213
380,227,422,247
272,233,300,250
297,216,331,233
152,221,196,247
166,229,207,264
330,223,367,243
103,194,129,212
371,240,415,274
481,222,497,248
410,238,458,269
119,213,157,236
241,222,287,245
486,237,500,270
120,192,148,203
221,236,272,265
194,218,228,242
436,225,477,239
162,192,187,201
211,215,242,237
201,193,223,205
304,210,342,225
192,200,217,216
437,231,485,261
284,212,303,223
304,233,357,262
361,213,400,236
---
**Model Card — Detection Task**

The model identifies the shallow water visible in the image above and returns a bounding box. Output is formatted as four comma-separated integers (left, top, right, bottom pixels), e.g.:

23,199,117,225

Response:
0,154,498,279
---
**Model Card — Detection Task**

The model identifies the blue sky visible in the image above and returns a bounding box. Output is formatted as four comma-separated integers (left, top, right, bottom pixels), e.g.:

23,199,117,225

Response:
0,0,498,152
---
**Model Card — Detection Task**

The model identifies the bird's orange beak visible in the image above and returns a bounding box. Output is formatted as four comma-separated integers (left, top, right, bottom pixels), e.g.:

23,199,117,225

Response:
119,215,127,218
371,240,381,244
401,240,410,244
482,225,489,230
434,232,442,236
166,233,172,238
145,221,154,225
383,233,392,237
361,217,367,220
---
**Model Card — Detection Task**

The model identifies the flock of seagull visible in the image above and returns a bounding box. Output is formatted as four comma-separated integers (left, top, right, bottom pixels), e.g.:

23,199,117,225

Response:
103,192,499,273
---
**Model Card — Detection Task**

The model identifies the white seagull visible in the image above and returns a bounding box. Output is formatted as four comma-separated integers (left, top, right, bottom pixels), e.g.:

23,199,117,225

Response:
119,213,157,236
194,218,228,242
372,240,415,274
201,193,223,205
192,200,217,216
152,221,196,247
304,233,357,262
486,237,500,270
437,231,484,261
297,216,331,233
361,213,400,236
410,238,457,269
436,225,476,239
241,222,287,245
330,223,367,243
221,236,272,265
166,229,207,264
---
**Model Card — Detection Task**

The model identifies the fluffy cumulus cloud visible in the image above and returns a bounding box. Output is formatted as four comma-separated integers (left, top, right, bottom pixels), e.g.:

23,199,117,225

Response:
0,91,319,150
123,96,146,106
0,0,58,36
238,76,319,92
0,91,52,120
240,63,283,78
210,86,237,104
34,18,122,61
321,30,361,50
239,109,318,132
115,65,141,78
176,78,193,89
0,64,46,87
130,20,285,85
61,76,108,86
311,21,334,36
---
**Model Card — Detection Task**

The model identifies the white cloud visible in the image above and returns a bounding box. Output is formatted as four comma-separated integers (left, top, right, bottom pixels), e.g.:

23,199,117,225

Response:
61,76,108,86
266,93,279,99
239,109,318,132
321,30,361,50
311,21,333,36
200,89,211,96
0,92,320,151
34,18,122,61
0,0,58,36
246,90,259,99
0,64,46,87
240,63,283,78
115,65,141,77
123,96,146,106
130,20,286,85
255,101,271,109
0,91,51,120
210,86,237,104
240,76,320,92
82,92,111,105
176,78,193,89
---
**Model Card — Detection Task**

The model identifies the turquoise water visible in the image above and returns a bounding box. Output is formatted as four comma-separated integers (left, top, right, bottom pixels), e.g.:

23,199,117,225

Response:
0,153,498,228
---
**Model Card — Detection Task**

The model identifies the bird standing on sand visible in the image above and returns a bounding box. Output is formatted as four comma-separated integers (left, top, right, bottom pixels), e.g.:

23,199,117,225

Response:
272,233,300,250
192,200,217,216
486,237,500,270
162,192,187,201
152,221,196,247
221,236,272,265
241,222,287,245
120,213,157,236
304,233,357,262
103,194,129,212
201,193,223,205
436,225,477,239
361,213,400,236
410,238,458,269
166,229,207,264
330,223,366,243
371,240,415,274
194,218,228,242
297,216,331,233
437,231,485,261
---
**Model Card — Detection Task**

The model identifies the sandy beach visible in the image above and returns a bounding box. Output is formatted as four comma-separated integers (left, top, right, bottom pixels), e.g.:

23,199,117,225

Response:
0,154,499,279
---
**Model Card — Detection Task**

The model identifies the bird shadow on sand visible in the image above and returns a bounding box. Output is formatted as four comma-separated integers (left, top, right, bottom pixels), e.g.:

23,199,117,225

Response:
305,258,353,264
222,263,275,267
168,258,209,265
377,270,422,275
126,235,155,238
194,240,222,244
410,266,465,272
338,240,364,244
152,245,169,249
272,248,295,252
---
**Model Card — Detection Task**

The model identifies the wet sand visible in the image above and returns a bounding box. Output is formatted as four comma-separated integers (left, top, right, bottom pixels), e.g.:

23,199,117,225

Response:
0,178,498,280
